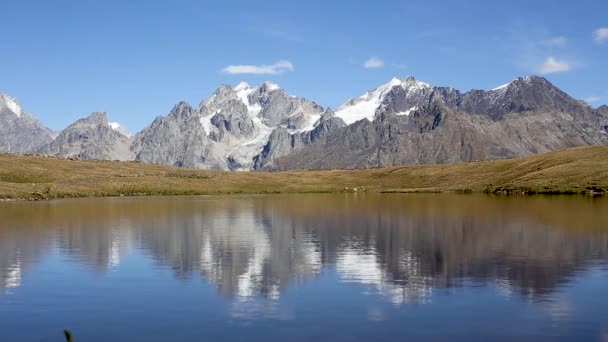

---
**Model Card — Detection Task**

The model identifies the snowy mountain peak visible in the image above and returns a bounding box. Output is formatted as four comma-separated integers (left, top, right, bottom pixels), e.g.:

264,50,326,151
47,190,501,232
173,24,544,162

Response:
234,81,251,91
512,75,547,87
0,93,57,154
368,76,431,98
0,93,23,117
490,76,546,92
172,101,193,112
401,76,431,90
335,76,432,124
491,82,510,91
109,122,133,138
490,77,524,92
261,81,280,92
212,84,234,96
234,83,260,115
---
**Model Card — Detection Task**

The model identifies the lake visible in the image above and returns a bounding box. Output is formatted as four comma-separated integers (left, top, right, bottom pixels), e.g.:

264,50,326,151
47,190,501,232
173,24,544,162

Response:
1,194,608,341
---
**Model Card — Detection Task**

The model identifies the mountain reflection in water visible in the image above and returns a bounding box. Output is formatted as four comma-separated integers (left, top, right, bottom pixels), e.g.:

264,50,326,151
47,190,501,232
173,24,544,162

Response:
2,194,607,305
2,194,608,340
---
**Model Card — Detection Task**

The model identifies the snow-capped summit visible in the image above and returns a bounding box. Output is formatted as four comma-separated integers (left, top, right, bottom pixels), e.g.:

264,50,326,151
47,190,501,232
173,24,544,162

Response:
491,82,511,91
133,81,328,170
233,81,251,92
233,81,280,92
7,75,604,172
335,76,432,124
109,122,133,138
401,76,432,91
233,82,261,116
490,76,539,92
0,93,55,154
0,94,23,117
261,81,280,92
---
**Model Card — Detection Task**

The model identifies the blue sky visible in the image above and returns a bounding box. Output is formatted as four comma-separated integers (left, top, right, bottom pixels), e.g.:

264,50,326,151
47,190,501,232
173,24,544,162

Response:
1,0,607,132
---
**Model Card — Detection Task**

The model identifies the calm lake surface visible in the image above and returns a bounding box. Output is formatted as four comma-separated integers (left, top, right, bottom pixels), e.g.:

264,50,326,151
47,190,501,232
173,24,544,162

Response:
1,194,608,341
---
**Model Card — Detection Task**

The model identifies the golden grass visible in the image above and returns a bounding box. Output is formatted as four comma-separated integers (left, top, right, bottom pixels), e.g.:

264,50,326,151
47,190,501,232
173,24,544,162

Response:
0,146,607,200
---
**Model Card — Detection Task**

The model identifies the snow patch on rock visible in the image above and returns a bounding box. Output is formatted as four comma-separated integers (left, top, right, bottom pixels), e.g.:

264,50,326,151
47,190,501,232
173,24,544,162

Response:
335,77,431,124
395,106,419,116
109,122,133,137
0,94,23,117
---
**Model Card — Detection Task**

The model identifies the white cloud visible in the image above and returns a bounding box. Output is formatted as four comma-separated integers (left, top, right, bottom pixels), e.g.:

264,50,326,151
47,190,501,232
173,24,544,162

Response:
363,56,384,69
542,36,567,47
538,57,572,74
221,60,294,75
593,27,608,44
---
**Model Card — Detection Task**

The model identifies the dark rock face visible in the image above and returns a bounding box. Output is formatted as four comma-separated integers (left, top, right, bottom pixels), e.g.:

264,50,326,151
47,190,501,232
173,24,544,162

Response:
266,80,608,170
458,77,594,122
380,79,439,115
254,88,325,127
209,100,256,142
280,107,450,169
252,111,345,169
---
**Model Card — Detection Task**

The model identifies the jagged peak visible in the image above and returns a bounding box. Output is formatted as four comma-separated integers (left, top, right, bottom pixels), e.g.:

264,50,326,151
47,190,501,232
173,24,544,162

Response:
490,82,511,92
373,76,432,94
342,76,431,108
170,101,194,116
85,111,108,124
233,81,251,91
233,81,280,92
401,76,432,90
336,76,431,125
511,75,548,86
203,82,282,109
261,81,280,92
212,84,234,96
490,75,550,92
108,122,133,138
358,76,431,100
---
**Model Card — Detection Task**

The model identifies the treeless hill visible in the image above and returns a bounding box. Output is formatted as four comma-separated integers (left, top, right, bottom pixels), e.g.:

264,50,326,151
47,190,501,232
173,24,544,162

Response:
0,146,607,200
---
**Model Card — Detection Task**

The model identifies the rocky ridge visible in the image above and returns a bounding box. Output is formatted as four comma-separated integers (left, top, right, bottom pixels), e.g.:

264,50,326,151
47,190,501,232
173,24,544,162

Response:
2,76,607,170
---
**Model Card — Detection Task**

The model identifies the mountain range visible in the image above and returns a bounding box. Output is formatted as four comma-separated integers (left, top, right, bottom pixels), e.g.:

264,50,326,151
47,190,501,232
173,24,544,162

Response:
1,76,607,170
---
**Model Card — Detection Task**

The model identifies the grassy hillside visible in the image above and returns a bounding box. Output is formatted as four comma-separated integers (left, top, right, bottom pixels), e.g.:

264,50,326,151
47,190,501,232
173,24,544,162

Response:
1,146,607,200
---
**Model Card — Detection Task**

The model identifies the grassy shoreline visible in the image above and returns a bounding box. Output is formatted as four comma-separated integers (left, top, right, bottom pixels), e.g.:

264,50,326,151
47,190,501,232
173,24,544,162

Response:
1,146,607,201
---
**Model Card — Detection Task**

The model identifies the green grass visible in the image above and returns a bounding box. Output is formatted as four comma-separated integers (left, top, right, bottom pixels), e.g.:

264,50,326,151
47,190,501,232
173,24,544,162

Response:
0,173,55,184
1,146,607,201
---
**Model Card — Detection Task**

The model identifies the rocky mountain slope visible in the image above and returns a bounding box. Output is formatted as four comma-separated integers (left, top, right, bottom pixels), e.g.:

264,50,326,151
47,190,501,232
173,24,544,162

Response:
2,76,607,170
0,94,55,153
37,112,133,161
131,81,331,170
265,76,608,170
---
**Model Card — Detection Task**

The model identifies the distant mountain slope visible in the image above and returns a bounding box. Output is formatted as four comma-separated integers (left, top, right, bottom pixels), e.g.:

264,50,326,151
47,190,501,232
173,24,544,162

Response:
0,94,55,154
265,76,608,170
37,112,133,161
